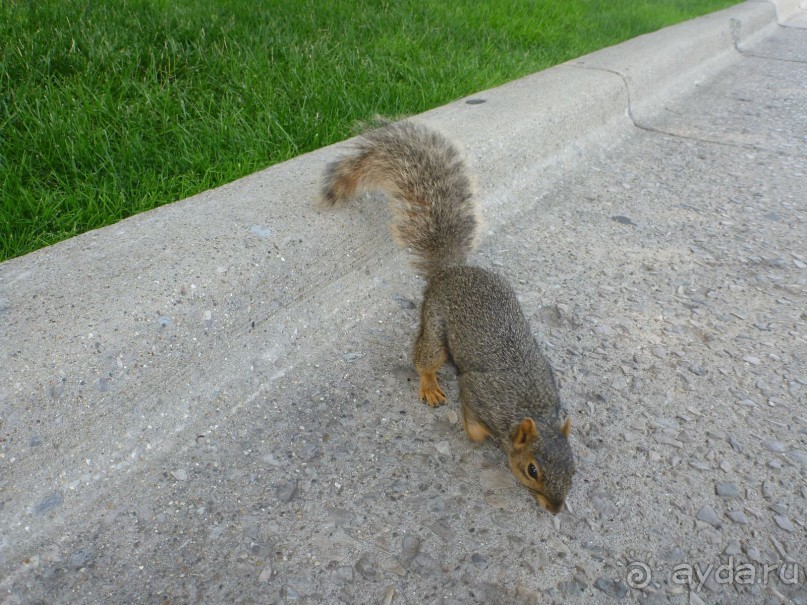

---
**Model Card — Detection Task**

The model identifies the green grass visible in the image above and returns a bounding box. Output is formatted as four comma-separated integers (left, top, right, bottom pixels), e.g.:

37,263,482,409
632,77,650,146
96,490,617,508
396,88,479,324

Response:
1,0,738,261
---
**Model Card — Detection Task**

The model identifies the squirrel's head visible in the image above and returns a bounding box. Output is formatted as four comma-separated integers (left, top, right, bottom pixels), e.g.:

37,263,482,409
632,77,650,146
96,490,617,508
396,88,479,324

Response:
508,417,575,514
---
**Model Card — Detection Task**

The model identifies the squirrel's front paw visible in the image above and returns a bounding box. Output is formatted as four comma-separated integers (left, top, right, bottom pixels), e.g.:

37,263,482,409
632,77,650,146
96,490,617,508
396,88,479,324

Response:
418,371,446,407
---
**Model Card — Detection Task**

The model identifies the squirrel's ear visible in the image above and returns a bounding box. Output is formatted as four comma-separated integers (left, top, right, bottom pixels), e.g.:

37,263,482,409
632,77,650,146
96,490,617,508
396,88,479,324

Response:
514,418,538,449
560,417,572,438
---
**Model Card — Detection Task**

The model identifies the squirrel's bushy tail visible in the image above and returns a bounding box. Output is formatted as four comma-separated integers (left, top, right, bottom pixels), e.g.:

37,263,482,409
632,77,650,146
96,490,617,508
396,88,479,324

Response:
322,120,480,276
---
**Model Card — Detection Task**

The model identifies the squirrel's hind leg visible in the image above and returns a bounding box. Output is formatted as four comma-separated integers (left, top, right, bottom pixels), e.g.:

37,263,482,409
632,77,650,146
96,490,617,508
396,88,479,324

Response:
459,374,491,442
415,348,447,407
414,303,448,407
461,407,491,442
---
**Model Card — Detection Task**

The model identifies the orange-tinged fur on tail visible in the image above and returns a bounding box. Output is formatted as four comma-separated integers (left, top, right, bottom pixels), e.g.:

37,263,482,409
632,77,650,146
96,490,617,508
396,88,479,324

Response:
322,120,480,277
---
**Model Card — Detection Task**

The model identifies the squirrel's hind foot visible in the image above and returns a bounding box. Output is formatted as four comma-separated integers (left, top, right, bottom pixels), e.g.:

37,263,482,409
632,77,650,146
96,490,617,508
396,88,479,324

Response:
418,370,446,406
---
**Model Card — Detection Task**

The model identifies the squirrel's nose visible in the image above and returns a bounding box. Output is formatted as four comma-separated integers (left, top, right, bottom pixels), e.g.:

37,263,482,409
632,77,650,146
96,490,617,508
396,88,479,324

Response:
535,494,564,514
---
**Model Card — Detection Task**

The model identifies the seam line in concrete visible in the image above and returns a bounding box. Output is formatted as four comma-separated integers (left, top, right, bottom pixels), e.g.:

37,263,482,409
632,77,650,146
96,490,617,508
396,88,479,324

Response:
738,48,807,62
632,123,789,157
567,63,644,128
566,58,790,158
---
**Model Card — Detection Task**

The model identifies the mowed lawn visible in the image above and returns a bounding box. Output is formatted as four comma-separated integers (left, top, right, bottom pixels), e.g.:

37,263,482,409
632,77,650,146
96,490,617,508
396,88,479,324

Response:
0,0,738,260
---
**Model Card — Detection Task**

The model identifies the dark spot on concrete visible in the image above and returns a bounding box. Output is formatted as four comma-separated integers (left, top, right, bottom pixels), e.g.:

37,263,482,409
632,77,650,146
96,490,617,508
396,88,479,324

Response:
35,492,64,515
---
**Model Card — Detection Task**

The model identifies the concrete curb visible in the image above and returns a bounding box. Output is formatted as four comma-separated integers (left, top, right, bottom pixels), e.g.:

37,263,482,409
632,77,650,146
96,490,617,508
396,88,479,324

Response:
760,0,805,21
413,0,788,181
570,2,775,118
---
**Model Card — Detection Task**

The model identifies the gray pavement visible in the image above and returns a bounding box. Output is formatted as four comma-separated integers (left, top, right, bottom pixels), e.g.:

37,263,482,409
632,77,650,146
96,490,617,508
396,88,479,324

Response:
1,1,805,603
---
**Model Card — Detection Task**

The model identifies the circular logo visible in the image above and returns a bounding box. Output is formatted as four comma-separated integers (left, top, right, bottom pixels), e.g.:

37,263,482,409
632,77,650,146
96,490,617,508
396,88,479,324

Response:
627,562,652,589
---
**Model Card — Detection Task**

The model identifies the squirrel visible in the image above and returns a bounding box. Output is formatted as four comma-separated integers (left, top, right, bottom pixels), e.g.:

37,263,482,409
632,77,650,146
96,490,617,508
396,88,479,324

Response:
321,119,575,514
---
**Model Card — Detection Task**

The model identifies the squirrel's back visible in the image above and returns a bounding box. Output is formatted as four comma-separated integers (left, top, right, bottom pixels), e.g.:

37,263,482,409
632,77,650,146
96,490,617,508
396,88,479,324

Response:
321,120,480,276
425,265,561,423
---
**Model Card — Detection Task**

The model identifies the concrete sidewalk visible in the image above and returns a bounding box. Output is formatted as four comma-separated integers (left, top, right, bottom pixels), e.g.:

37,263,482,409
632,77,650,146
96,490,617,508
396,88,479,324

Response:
1,1,805,603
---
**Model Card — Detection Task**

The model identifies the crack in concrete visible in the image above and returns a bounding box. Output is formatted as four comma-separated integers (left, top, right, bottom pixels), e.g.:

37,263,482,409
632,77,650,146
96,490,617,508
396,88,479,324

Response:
737,48,807,64
569,62,791,157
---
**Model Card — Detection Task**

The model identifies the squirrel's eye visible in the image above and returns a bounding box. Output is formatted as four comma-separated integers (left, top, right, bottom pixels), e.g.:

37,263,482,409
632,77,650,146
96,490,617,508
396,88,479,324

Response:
527,463,539,480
